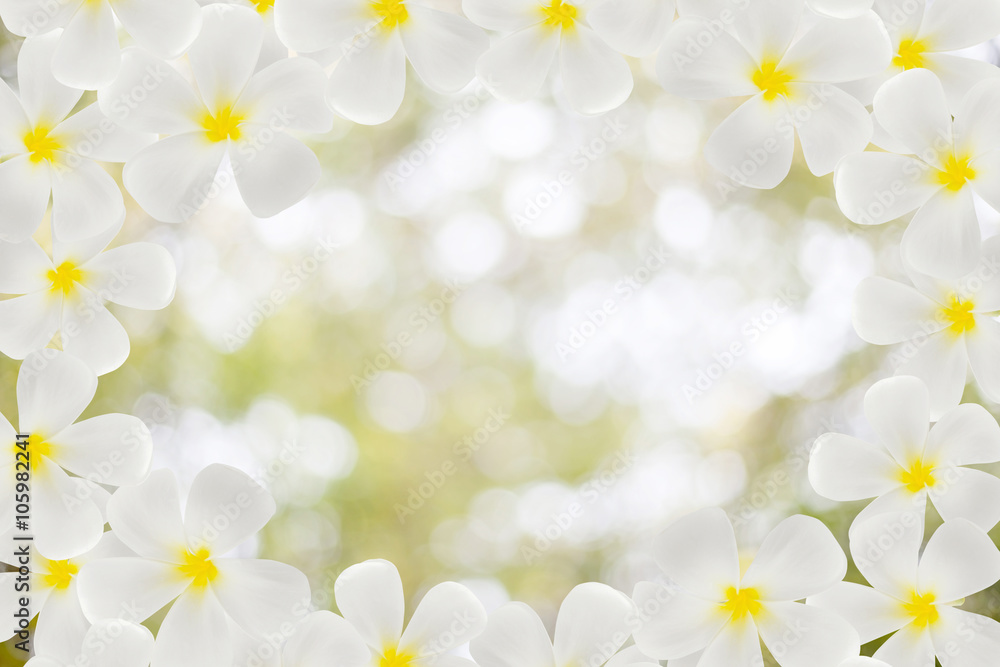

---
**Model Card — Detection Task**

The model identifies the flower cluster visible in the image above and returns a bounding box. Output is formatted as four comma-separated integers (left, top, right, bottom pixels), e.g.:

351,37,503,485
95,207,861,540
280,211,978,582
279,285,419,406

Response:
2,1,1000,667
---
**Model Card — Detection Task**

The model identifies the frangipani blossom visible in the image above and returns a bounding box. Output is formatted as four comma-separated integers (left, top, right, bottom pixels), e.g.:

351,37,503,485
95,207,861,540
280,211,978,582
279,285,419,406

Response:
0,0,201,89
463,0,634,115
471,582,636,667
99,4,333,223
333,559,487,667
0,35,152,243
273,611,371,667
850,0,1000,109
588,0,676,58
0,218,177,376
810,376,1000,534
0,351,152,559
26,620,154,667
657,0,891,188
810,513,1000,667
851,237,1000,416
199,0,290,68
836,70,1000,278
77,465,311,667
275,0,488,125
632,508,859,667
0,533,133,664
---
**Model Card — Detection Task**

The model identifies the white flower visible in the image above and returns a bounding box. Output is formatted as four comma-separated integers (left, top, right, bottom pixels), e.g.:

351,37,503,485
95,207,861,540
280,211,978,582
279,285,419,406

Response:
0,351,153,559
0,220,177,376
471,582,636,667
835,70,1000,278
199,0,289,68
809,376,1000,535
632,508,859,667
0,533,134,664
463,0,634,115
850,238,1000,416
333,558,487,667
0,34,151,243
806,0,873,18
25,619,154,667
810,513,1000,667
849,0,1000,109
0,0,201,89
98,4,333,223
77,464,311,667
274,0,488,125
272,610,371,667
588,0,676,58
657,0,891,188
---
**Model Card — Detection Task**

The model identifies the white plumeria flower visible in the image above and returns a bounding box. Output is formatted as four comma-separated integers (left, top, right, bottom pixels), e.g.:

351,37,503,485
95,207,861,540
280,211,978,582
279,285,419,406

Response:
98,4,333,223
632,508,859,667
0,351,152,559
587,0,676,58
851,238,1000,416
810,513,1000,667
333,558,487,667
806,0,873,18
471,582,636,667
25,619,154,667
198,0,290,68
0,35,152,243
836,71,1000,279
0,533,134,664
810,376,1000,535
0,0,201,89
77,464,311,667
270,610,371,667
657,0,891,189
848,0,1000,109
0,219,177,376
274,0,488,125
462,0,634,115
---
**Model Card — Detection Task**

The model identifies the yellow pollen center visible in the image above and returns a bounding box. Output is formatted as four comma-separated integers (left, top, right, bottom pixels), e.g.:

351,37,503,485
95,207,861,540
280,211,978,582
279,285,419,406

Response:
250,0,273,13
23,126,62,164
899,459,936,493
43,560,79,590
380,647,415,667
752,61,793,102
541,0,578,30
893,39,929,70
177,548,219,587
902,591,939,627
720,586,762,619
201,106,244,142
936,154,976,192
940,295,976,335
17,434,54,464
372,0,408,29
47,261,83,297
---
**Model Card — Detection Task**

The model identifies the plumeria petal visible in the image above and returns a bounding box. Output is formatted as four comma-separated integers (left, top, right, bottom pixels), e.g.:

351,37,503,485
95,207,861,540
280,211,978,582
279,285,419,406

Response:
34,584,90,664
788,83,872,177
230,128,322,218
780,14,890,83
0,292,62,359
917,519,1000,602
281,611,372,667
902,187,981,280
918,0,1000,51
0,156,53,244
81,242,177,310
551,583,634,667
105,468,187,561
966,316,1000,403
399,5,487,94
873,68,953,165
588,0,675,57
873,623,936,667
212,558,311,638
60,289,132,376
335,558,405,650
697,613,761,667
756,602,859,667
189,4,263,114
809,433,902,501
52,103,155,163
50,413,152,486
17,349,97,435
471,602,555,667
657,18,758,100
833,152,939,225
18,34,83,125
34,460,104,558
929,606,1000,667
184,463,276,554
558,25,633,115
0,239,51,293
238,58,334,133
461,0,541,32
79,557,190,622
98,50,205,136
852,276,944,345
652,507,740,601
631,581,730,660
51,1,121,89
863,376,930,468
924,403,1000,467
740,515,847,601
703,95,794,189
895,330,969,420
475,24,560,105
929,466,1000,531
849,511,922,600
153,587,232,667
807,582,909,644
328,29,408,125
112,0,202,58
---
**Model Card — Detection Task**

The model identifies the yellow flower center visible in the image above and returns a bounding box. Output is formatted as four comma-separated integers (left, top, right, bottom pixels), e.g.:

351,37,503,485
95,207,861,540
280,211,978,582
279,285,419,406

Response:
23,126,63,164
43,559,79,590
541,0,578,31
201,106,244,142
752,61,793,102
47,261,83,297
250,0,273,13
940,295,976,335
902,591,939,627
372,0,408,29
380,647,415,667
177,547,219,588
899,459,936,494
720,586,762,620
936,154,976,192
16,434,54,464
893,39,929,70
